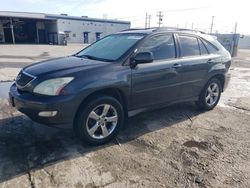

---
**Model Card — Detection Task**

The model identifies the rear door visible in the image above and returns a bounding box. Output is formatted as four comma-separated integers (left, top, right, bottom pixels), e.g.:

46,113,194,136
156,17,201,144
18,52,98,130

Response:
177,34,218,99
131,33,183,108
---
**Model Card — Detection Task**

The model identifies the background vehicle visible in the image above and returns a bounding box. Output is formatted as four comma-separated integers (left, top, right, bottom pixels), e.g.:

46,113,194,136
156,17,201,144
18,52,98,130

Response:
9,28,231,145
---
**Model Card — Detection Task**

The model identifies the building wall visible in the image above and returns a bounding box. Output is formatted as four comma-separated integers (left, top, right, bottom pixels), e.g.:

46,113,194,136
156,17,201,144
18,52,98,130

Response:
239,35,250,49
57,18,130,44
44,20,59,44
0,21,5,43
36,22,45,30
0,11,130,45
44,20,58,33
213,33,240,57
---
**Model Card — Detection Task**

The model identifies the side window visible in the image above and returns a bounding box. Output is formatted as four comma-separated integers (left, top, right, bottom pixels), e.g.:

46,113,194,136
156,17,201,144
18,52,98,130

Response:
138,34,176,60
178,35,200,57
202,39,218,54
198,39,209,55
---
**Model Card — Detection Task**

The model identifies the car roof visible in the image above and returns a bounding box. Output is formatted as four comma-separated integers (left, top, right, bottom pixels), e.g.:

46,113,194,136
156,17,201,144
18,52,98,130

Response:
118,27,218,45
119,27,213,39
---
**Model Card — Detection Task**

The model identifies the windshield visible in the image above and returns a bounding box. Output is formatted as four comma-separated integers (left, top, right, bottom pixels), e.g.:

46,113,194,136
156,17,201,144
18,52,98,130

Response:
75,33,145,61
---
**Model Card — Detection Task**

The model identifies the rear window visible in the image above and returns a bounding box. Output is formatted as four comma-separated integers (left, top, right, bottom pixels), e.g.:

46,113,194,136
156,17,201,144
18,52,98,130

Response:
202,39,219,54
178,35,200,57
198,39,209,55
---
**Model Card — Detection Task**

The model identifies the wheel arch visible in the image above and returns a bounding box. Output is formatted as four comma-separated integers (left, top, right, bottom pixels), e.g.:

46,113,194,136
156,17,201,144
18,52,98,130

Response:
209,74,225,92
74,88,128,125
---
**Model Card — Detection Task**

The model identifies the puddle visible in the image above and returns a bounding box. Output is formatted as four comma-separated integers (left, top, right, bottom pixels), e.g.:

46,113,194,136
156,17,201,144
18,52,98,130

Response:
0,82,13,99
183,140,211,151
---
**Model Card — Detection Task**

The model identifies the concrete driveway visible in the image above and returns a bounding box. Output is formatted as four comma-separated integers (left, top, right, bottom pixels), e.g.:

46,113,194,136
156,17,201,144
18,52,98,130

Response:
0,44,86,81
0,46,250,187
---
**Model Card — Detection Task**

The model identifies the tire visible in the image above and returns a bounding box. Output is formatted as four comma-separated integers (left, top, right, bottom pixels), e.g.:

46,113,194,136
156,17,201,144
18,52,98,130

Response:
74,95,124,145
196,78,222,110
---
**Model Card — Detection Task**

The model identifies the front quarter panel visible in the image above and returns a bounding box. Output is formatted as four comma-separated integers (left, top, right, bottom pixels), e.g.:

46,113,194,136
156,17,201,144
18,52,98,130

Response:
65,63,132,108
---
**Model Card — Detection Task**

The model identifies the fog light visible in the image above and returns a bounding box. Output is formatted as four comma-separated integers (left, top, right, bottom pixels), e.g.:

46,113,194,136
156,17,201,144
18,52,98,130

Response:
38,111,57,117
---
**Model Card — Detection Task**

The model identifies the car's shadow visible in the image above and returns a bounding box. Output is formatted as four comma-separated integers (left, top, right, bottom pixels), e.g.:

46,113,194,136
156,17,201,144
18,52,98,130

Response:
0,102,204,183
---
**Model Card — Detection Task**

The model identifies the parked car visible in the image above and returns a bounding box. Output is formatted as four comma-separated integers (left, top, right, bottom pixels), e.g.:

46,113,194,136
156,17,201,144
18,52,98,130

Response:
9,28,231,145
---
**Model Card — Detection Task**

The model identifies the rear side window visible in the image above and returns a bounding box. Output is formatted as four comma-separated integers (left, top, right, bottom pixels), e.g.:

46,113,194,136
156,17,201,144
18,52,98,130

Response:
198,39,209,55
202,39,218,54
138,34,176,60
178,35,200,57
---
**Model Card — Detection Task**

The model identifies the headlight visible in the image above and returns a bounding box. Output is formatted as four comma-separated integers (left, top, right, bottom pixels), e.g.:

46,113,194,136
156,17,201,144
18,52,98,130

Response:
33,77,74,96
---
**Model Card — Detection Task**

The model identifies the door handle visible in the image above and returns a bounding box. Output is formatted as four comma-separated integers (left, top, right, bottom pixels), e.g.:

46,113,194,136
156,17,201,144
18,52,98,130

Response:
172,63,182,68
207,59,215,64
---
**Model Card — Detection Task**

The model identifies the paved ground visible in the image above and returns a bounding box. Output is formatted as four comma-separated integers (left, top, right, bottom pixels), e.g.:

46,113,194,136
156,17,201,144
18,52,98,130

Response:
0,44,85,67
0,44,86,81
0,46,250,187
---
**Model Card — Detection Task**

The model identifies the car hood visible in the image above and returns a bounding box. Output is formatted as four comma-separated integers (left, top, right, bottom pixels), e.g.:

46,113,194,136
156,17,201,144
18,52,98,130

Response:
23,56,109,76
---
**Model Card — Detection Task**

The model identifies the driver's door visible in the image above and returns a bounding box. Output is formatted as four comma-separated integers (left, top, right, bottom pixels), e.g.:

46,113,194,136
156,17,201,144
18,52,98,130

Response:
130,34,183,109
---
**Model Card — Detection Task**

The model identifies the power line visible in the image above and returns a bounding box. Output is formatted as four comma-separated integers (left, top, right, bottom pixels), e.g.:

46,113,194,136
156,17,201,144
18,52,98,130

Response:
163,6,208,13
113,6,208,21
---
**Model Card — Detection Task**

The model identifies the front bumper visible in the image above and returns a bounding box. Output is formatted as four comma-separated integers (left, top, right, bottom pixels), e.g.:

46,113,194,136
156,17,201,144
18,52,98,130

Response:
9,83,80,129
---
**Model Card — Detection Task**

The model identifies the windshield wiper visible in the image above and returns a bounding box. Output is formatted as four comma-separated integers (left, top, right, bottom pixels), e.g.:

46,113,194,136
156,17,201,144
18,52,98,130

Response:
74,54,95,59
75,54,113,62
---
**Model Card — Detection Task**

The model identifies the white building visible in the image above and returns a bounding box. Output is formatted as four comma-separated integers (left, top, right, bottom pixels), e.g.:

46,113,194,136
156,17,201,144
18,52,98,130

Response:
239,35,250,49
0,11,130,45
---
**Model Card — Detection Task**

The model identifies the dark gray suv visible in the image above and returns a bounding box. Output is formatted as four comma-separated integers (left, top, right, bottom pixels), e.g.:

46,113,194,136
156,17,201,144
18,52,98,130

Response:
9,28,231,145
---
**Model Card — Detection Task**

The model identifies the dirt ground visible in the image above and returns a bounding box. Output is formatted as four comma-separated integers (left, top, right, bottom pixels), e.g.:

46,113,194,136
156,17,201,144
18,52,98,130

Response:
0,47,250,188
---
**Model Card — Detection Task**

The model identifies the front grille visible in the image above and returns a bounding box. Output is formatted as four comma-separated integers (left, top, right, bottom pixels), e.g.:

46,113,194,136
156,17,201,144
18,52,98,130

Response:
16,71,35,88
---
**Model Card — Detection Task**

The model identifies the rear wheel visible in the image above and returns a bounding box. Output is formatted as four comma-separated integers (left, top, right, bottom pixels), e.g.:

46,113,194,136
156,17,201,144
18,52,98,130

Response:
196,78,222,110
74,96,124,145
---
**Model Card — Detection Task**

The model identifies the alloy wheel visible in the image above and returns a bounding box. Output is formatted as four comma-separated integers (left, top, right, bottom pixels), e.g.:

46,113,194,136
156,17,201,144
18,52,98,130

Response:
86,104,118,139
205,82,219,106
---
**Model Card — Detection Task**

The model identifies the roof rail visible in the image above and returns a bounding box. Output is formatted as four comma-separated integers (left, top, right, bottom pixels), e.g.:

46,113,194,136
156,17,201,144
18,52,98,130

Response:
121,28,156,32
121,27,206,34
176,28,205,34
153,27,206,34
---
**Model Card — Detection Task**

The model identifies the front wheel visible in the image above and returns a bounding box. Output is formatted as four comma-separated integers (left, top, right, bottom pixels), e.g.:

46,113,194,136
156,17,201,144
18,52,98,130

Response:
196,78,222,110
74,96,124,145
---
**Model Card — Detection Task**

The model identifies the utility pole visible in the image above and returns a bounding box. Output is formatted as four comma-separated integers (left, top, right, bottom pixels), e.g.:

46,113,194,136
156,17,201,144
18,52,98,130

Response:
10,18,15,44
191,23,194,30
148,15,152,28
145,13,152,28
234,22,238,33
210,16,215,34
157,11,163,27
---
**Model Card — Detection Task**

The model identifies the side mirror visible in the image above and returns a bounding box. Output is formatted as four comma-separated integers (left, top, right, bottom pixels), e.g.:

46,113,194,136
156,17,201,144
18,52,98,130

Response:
132,52,154,66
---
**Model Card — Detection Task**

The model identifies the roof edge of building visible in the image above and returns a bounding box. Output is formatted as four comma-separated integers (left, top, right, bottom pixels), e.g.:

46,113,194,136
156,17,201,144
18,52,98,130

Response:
0,11,130,25
46,14,130,25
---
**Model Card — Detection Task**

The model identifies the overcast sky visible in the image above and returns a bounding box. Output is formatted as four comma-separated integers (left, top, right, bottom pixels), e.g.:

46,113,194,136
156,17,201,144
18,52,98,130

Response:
1,0,249,34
